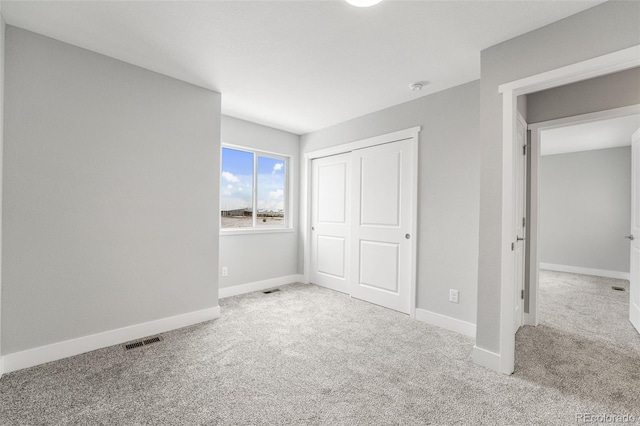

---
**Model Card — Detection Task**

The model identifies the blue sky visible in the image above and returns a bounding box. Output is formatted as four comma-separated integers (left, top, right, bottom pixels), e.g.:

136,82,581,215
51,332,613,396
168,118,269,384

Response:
221,148,285,212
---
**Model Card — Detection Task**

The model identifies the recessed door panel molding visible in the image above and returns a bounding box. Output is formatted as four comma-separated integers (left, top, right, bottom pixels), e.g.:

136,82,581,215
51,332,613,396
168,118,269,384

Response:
310,153,351,293
359,240,399,293
317,236,346,279
318,163,347,224
359,151,401,227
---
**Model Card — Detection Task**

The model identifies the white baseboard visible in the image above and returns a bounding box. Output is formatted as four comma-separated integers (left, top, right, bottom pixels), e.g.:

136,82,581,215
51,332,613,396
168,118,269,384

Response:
524,312,539,327
219,274,305,299
414,308,476,338
472,345,501,372
540,263,630,280
1,306,220,374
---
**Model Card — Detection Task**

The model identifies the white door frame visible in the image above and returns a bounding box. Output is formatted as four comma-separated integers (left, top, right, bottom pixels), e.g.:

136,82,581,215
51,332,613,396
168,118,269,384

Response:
527,104,640,326
631,128,640,334
495,45,640,375
302,126,421,318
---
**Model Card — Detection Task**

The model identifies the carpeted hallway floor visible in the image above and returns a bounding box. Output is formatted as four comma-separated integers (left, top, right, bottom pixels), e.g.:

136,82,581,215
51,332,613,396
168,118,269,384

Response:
514,270,640,422
0,271,638,425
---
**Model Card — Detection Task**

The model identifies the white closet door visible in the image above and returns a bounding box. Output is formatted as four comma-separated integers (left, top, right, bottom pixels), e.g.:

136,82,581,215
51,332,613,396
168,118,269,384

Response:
310,153,351,293
350,139,413,313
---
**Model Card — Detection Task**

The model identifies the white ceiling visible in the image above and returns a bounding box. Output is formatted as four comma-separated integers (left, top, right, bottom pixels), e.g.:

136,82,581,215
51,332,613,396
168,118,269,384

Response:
541,114,640,156
1,0,606,135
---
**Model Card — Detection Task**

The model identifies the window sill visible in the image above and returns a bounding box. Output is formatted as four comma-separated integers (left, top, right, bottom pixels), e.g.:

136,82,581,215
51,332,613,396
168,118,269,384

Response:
219,227,295,236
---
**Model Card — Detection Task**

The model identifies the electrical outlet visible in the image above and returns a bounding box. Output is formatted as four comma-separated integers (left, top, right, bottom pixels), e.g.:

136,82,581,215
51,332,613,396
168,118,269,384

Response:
449,289,459,303
221,267,228,277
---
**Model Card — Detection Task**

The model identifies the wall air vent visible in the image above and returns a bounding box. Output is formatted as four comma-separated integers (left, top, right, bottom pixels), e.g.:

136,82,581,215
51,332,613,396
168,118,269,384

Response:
124,335,163,350
125,341,144,350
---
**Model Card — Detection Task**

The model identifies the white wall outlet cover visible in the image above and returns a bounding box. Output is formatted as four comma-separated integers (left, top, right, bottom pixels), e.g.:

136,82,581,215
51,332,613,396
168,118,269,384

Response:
449,289,459,303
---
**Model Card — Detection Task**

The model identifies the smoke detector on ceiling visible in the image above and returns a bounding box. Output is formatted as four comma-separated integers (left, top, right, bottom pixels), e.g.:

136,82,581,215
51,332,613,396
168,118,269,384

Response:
410,82,425,92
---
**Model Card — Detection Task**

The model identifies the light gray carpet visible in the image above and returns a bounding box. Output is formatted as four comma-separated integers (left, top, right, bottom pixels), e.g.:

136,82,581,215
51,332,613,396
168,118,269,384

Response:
515,270,640,419
0,273,638,425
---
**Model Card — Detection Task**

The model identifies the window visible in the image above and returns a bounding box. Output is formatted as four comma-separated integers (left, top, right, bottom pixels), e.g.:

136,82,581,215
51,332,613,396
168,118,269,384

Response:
220,146,289,230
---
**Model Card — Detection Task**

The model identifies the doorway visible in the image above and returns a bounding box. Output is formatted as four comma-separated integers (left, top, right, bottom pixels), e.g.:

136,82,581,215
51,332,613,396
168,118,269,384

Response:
488,46,640,375
513,109,640,406
527,106,640,327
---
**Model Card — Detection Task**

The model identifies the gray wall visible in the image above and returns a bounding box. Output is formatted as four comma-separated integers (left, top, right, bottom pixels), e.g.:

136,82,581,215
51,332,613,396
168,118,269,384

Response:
219,116,300,288
540,147,631,273
302,81,480,324
2,27,221,355
517,95,527,120
477,1,640,354
527,67,640,124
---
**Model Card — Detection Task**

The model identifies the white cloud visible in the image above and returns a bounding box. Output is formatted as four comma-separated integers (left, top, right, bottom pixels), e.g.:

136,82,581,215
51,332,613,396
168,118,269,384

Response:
221,171,240,183
221,173,252,210
272,163,284,174
256,188,285,212
269,189,284,200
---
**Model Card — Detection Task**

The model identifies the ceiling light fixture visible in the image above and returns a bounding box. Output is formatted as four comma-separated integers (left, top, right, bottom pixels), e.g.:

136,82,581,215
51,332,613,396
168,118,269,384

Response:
345,0,383,8
410,83,424,92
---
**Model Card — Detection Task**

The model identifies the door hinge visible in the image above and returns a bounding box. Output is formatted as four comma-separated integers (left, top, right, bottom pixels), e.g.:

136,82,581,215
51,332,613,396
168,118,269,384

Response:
522,217,526,228
523,145,527,155
511,242,515,251
521,289,525,300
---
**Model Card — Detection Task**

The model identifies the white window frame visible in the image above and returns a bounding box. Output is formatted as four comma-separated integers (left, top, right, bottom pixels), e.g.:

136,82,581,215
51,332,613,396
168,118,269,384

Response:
220,144,293,235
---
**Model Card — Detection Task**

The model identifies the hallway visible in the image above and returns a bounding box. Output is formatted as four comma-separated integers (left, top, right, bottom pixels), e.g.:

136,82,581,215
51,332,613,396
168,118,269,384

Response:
515,270,640,416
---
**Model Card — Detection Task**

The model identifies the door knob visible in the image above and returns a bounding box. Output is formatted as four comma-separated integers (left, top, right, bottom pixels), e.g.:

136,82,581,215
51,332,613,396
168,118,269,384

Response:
312,227,315,231
405,234,411,239
625,234,634,240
